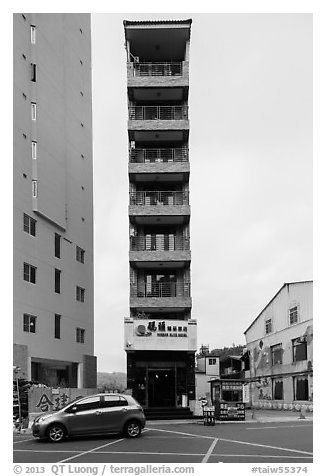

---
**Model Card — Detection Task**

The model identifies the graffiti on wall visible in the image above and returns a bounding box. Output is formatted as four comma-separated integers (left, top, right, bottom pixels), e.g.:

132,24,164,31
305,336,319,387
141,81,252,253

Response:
35,392,70,412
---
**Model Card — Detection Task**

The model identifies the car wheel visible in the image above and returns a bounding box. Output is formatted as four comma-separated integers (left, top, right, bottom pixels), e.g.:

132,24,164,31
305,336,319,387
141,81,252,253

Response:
124,420,141,438
46,423,66,443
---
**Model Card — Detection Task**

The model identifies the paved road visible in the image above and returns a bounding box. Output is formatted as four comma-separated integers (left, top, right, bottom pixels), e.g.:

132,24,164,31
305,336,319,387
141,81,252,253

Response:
13,420,313,464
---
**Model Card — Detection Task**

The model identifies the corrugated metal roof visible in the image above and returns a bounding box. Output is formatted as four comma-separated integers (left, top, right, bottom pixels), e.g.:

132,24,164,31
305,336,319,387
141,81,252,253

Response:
123,19,192,26
244,280,313,335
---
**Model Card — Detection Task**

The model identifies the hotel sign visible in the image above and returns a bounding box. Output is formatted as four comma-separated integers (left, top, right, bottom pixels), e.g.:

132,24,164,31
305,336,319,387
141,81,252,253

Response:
124,318,197,351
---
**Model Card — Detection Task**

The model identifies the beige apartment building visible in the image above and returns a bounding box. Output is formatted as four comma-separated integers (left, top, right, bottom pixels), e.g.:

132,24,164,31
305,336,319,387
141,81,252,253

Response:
13,13,96,388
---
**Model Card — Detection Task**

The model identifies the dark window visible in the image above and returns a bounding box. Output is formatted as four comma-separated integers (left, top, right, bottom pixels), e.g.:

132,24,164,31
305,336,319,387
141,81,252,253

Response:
293,376,309,400
265,319,272,334
208,358,216,365
271,343,283,365
272,379,283,400
101,396,128,408
54,314,61,339
292,338,307,362
31,63,36,82
76,327,85,343
23,263,36,283
55,233,61,258
55,269,61,293
72,396,100,412
76,246,85,263
23,213,36,236
289,306,298,325
76,286,85,302
23,313,36,333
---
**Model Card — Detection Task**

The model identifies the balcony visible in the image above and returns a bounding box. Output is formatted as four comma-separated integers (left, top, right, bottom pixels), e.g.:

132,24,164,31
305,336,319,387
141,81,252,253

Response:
127,61,189,88
129,191,190,220
130,235,191,266
131,282,190,298
130,148,188,163
129,105,188,121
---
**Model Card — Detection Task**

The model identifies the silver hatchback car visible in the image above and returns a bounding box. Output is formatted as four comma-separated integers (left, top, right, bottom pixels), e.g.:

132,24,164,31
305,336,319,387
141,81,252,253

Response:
32,393,146,442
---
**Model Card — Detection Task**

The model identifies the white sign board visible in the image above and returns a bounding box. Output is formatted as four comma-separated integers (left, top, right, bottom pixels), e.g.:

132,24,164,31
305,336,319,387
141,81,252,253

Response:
242,384,250,403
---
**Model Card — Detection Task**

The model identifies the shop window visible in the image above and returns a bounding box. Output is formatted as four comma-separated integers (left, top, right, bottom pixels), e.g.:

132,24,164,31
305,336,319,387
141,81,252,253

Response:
265,318,272,334
293,376,309,400
272,378,283,400
271,343,283,365
292,337,307,362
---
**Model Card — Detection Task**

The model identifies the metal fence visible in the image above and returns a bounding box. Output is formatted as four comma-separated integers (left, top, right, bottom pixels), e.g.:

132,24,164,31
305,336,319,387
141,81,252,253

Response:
130,190,189,206
131,62,183,77
131,282,190,298
130,148,189,163
129,105,188,121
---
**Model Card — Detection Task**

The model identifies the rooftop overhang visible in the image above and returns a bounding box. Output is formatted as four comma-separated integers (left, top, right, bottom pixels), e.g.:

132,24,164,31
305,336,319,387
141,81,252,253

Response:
124,20,192,62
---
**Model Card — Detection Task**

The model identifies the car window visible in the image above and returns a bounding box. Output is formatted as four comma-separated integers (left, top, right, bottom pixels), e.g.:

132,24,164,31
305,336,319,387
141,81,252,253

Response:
72,396,100,412
101,395,129,408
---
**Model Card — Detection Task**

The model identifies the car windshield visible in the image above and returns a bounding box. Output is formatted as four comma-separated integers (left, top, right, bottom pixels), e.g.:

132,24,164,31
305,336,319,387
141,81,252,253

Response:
60,396,84,411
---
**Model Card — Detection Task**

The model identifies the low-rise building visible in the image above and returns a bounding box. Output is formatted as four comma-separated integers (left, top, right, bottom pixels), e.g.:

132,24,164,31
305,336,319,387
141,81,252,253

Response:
244,281,313,411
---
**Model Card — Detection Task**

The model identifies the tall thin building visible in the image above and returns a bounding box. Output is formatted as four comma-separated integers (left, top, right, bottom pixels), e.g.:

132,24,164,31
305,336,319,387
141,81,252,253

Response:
124,19,197,416
13,13,96,388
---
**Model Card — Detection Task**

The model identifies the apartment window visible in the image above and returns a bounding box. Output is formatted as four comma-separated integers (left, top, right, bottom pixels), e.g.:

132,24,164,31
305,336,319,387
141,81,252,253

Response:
272,378,283,400
208,358,216,365
31,63,36,82
55,269,61,294
293,376,309,401
76,286,85,302
55,233,61,258
289,306,298,325
31,141,37,159
31,102,37,120
76,246,85,263
271,343,283,366
265,318,272,334
30,25,36,44
76,327,85,343
292,337,307,362
23,213,36,236
23,263,36,284
23,313,36,333
32,180,38,197
54,314,61,339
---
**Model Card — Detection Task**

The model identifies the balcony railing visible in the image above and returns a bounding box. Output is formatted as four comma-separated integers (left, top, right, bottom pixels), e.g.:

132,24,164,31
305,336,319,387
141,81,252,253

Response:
130,235,190,251
131,282,190,298
130,148,189,163
130,191,189,206
129,105,188,121
131,62,183,77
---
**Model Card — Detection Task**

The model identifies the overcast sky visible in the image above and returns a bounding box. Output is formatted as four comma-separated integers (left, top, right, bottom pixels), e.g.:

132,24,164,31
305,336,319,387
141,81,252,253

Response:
91,13,312,373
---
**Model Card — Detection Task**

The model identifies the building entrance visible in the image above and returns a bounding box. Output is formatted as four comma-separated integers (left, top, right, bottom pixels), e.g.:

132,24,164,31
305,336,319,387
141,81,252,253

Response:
148,369,175,407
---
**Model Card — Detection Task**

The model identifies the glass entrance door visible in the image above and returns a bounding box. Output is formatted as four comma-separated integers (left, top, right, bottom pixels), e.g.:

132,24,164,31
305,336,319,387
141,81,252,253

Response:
148,369,176,407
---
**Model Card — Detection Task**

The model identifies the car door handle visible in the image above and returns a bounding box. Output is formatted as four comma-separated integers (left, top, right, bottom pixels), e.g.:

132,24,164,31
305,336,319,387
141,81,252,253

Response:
95,411,102,415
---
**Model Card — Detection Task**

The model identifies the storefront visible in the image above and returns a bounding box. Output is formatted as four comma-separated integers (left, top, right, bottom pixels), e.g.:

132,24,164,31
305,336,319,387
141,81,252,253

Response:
210,378,245,421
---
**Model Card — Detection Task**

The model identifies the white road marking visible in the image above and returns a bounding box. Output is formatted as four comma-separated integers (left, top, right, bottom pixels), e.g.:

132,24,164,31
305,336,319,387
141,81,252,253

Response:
209,454,313,459
58,438,126,463
219,437,313,455
148,428,215,439
13,438,35,444
247,424,313,430
201,438,219,463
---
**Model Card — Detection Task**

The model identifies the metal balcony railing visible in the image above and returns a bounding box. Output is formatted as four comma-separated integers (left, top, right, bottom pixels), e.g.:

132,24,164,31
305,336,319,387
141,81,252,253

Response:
129,105,188,121
129,191,189,206
131,282,190,298
130,235,190,252
130,148,189,163
131,62,183,77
